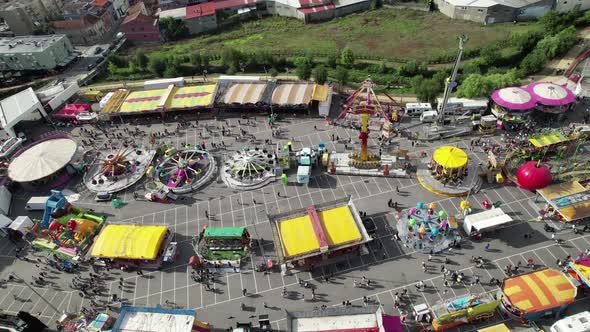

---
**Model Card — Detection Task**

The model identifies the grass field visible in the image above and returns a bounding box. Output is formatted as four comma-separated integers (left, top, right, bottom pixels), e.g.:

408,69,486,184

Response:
127,9,540,62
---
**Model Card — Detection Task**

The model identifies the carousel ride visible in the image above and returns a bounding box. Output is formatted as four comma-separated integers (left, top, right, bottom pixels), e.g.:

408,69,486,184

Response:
220,147,277,190
395,202,460,253
84,146,156,193
147,148,216,194
416,144,481,196
491,87,537,131
527,82,576,117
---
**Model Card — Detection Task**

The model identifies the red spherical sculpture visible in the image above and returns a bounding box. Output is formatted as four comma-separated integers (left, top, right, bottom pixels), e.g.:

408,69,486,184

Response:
516,161,552,191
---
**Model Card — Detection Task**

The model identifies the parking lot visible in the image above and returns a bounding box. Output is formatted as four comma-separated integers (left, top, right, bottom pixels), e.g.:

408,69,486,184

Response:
1,112,590,331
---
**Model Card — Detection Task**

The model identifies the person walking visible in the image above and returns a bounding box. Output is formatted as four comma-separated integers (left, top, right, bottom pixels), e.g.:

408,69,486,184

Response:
242,288,247,297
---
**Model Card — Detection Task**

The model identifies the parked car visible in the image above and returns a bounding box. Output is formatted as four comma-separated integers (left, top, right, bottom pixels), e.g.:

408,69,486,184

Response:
95,192,113,202
94,46,102,55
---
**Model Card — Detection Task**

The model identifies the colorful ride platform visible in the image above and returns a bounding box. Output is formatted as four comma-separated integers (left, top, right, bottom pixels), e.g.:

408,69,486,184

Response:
500,268,577,321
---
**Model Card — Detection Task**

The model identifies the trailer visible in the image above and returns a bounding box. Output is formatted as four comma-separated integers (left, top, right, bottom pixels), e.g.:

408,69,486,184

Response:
143,77,185,90
462,208,513,236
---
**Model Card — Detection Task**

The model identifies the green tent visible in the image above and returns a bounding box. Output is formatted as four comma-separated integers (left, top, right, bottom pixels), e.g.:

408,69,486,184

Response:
203,227,246,239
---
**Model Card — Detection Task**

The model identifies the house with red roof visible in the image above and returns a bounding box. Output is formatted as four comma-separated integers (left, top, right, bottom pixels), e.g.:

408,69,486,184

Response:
121,1,162,42
269,0,335,23
159,2,217,35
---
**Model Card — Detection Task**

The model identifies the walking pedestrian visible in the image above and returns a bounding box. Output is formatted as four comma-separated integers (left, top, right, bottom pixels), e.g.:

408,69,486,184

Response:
242,288,247,297
484,243,490,251
205,210,209,219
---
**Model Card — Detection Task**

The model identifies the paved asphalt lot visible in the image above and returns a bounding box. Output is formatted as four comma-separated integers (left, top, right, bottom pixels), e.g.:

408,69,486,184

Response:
1,108,590,332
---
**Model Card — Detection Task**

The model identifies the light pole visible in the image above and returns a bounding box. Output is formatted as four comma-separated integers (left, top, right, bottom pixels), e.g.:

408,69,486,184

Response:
10,272,61,314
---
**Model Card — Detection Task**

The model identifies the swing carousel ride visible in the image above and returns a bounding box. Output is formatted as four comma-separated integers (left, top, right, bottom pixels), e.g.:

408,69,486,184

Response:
84,146,156,193
147,148,216,194
221,147,277,190
395,201,461,253
328,78,406,176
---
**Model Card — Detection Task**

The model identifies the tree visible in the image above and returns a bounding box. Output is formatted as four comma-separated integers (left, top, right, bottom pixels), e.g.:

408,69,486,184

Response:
313,65,328,85
135,52,149,69
190,53,202,68
519,49,547,75
107,54,127,68
326,54,338,68
164,66,180,78
480,45,500,66
334,66,349,86
221,48,242,70
201,53,210,70
379,60,388,74
511,31,543,53
296,62,312,80
415,78,442,104
340,48,355,67
456,74,492,98
148,56,167,77
539,10,564,35
159,17,189,41
399,60,419,77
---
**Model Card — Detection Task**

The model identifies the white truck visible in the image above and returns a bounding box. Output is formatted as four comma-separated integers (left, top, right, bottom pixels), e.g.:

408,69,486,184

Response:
296,147,317,185
25,196,49,211
550,311,590,332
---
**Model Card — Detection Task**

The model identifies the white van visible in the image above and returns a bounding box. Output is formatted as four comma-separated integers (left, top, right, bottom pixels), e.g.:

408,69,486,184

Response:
550,311,590,332
405,103,432,117
420,110,438,123
25,196,49,211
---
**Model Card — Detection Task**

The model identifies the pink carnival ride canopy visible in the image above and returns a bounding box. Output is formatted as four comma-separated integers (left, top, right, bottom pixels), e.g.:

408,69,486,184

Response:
54,104,91,119
526,82,576,106
491,87,537,110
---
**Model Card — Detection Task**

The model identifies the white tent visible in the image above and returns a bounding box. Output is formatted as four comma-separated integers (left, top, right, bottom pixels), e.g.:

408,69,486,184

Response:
0,214,12,237
9,216,33,235
8,138,77,182
463,208,513,235
0,88,48,137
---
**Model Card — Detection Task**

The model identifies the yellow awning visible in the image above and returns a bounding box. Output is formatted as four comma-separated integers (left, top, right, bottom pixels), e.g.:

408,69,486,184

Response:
91,224,168,260
478,323,511,332
311,84,328,102
432,146,468,169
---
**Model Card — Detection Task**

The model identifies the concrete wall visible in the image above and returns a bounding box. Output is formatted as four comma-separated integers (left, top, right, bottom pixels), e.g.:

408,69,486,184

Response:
516,0,553,20
267,1,300,18
184,14,218,34
555,0,590,12
334,0,371,17
122,18,162,42
484,5,516,23
303,9,335,23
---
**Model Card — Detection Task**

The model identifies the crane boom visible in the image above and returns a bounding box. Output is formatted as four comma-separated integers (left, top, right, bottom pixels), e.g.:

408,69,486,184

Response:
437,35,468,124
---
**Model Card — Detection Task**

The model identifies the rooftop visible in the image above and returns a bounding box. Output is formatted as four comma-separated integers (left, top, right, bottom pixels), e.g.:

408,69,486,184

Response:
0,35,69,54
286,306,383,332
186,2,216,19
444,0,543,8
52,15,100,30
111,305,196,332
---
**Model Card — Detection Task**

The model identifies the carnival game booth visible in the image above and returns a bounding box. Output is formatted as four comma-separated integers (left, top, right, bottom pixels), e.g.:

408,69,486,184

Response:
110,305,210,332
527,82,576,115
99,85,215,118
491,87,537,131
270,82,330,111
52,103,97,123
215,77,273,109
535,181,590,223
428,146,468,183
269,196,372,272
191,226,250,272
500,268,577,322
567,257,590,292
90,224,172,268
